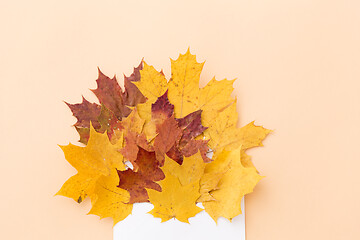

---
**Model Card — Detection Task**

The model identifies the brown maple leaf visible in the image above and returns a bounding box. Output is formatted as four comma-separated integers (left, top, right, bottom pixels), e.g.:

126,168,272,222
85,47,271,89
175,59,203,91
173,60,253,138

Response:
151,90,174,122
167,110,211,164
97,105,124,142
91,68,132,120
65,96,101,129
117,148,165,203
120,131,153,171
123,61,146,106
73,105,124,144
151,93,210,165
153,115,182,166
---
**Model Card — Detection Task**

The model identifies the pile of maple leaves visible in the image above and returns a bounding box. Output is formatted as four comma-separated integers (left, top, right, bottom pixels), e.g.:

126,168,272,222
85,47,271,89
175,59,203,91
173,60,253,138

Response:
57,50,271,225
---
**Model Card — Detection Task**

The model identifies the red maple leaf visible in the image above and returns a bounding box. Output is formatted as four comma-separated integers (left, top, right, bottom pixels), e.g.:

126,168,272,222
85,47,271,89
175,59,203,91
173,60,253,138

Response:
117,148,165,203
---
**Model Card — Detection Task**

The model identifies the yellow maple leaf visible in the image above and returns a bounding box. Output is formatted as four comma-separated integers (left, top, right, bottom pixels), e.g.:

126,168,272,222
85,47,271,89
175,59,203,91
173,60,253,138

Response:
135,62,168,105
238,121,272,150
134,62,168,139
168,49,236,123
198,77,235,125
147,157,203,223
197,150,232,202
56,173,98,203
167,49,203,118
163,151,205,186
88,169,133,225
204,103,271,157
121,108,145,134
202,147,264,222
203,102,241,152
56,124,125,202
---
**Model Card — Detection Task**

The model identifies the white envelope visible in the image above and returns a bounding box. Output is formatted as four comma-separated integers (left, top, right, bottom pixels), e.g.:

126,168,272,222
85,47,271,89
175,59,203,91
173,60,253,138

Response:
114,197,245,240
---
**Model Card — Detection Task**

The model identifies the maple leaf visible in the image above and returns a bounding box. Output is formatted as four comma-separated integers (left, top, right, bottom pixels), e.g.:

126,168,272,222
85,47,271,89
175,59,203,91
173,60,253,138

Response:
117,148,165,203
56,124,125,202
65,96,101,129
121,108,145,134
119,108,152,170
167,110,210,164
197,77,235,125
153,115,182,165
167,49,236,126
120,131,152,171
134,62,168,105
201,147,263,222
56,173,98,203
167,49,203,118
74,105,124,144
66,97,101,144
151,90,174,124
203,102,240,152
97,105,124,143
204,102,271,166
148,92,210,164
75,126,91,145
88,169,133,225
123,61,147,106
197,150,233,203
147,156,203,223
91,68,131,120
163,151,205,186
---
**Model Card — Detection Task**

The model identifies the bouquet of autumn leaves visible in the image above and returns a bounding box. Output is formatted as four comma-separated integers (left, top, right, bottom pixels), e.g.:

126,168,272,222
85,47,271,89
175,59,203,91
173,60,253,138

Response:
56,50,271,225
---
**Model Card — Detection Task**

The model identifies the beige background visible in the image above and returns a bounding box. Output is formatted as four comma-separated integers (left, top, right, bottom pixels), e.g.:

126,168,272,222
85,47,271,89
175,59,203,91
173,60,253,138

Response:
1,0,359,239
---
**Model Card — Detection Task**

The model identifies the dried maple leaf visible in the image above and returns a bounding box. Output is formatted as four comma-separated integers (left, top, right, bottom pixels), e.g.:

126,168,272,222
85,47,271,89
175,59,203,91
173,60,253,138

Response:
134,62,168,106
120,131,152,171
88,169,133,226
201,147,263,222
151,90,174,124
203,102,240,152
123,61,146,106
121,108,145,133
147,157,203,223
75,126,91,145
163,151,205,186
97,105,124,142
56,124,125,203
153,115,182,165
167,110,210,164
204,102,271,167
148,92,210,164
167,49,204,118
197,150,233,203
118,108,152,170
55,173,98,203
65,96,101,129
117,148,165,203
74,105,124,144
91,68,132,120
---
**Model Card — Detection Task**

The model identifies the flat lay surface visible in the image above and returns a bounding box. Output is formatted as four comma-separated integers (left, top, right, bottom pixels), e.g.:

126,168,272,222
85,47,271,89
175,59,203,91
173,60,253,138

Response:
1,0,359,239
